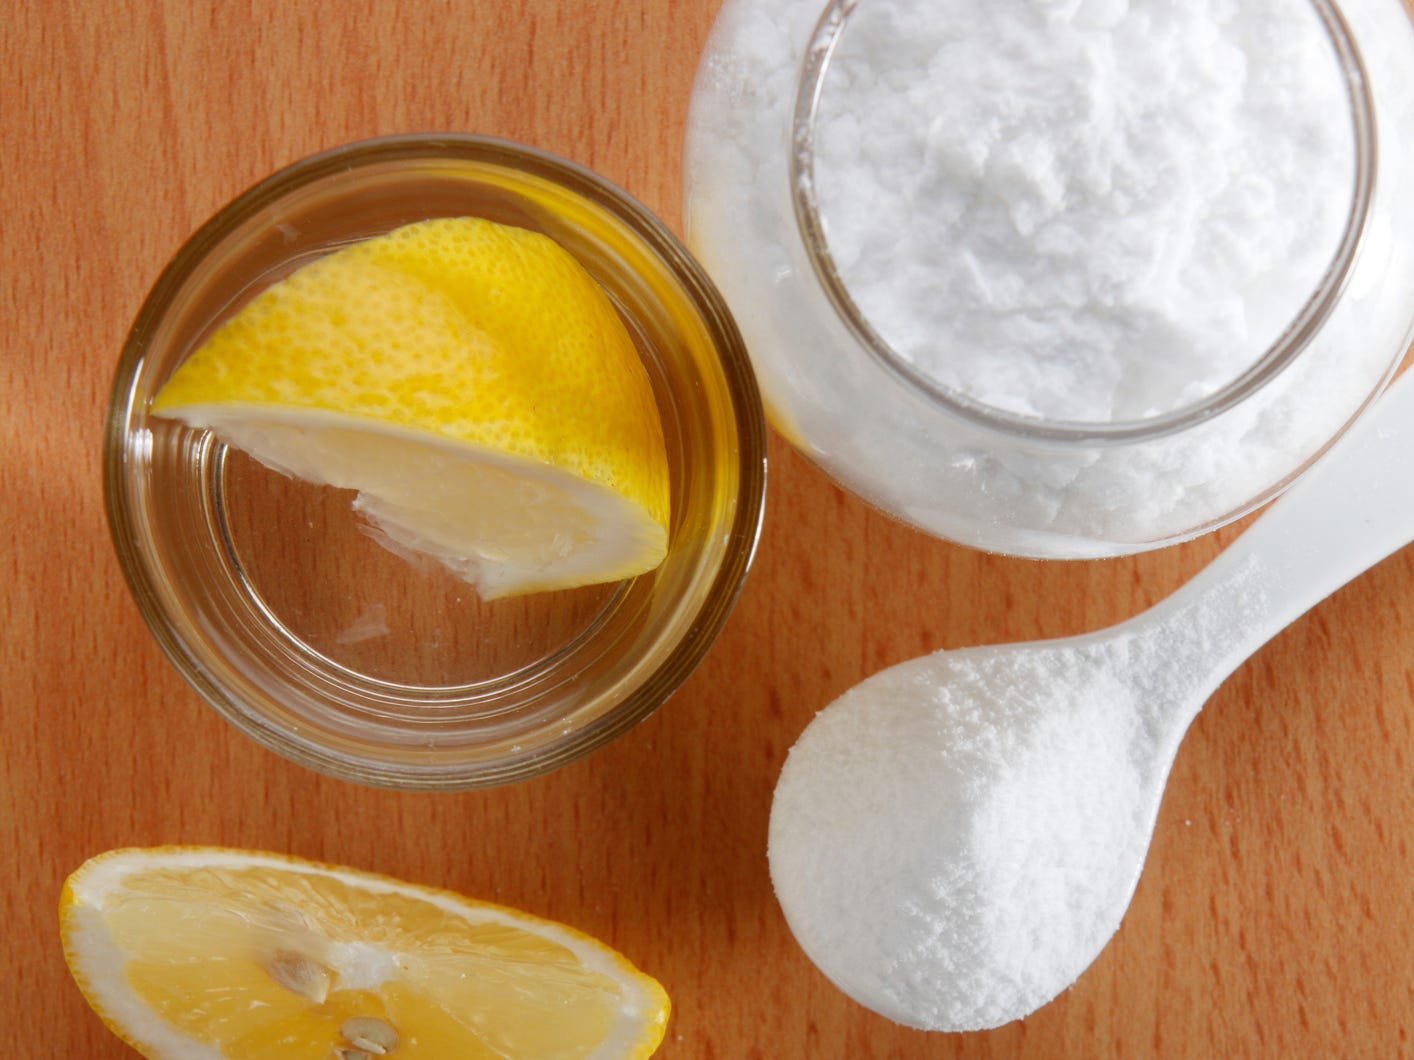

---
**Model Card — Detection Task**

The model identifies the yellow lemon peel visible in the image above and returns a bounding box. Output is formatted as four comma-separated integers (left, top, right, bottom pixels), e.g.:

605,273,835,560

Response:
152,217,670,599
60,846,670,1058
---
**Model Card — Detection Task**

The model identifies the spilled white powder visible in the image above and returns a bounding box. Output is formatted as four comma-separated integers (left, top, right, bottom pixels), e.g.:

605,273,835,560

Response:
685,0,1414,555
809,0,1354,421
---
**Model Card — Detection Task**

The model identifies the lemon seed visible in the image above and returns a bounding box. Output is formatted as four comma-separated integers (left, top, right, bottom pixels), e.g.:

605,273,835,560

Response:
341,1015,399,1054
265,950,331,1003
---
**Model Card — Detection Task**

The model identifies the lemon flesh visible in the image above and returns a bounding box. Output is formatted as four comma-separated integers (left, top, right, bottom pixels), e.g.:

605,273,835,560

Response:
60,847,671,1058
151,217,670,599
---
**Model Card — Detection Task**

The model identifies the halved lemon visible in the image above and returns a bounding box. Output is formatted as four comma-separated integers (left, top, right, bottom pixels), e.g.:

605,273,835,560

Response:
150,216,670,599
59,847,670,1058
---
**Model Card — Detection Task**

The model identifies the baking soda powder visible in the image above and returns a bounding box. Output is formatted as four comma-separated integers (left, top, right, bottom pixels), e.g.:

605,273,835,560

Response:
685,0,1408,556
768,640,1154,1031
687,0,1414,1032
766,592,1245,1030
810,0,1352,422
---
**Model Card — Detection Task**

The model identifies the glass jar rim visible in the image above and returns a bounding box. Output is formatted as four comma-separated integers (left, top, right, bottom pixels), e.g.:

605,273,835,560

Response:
789,0,1378,446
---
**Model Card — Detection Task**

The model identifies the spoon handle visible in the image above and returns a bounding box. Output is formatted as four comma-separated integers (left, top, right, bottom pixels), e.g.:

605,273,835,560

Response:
1156,365,1414,691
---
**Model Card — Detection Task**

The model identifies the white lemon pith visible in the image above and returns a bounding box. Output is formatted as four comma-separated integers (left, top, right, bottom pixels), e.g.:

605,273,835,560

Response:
60,847,671,1058
151,217,670,599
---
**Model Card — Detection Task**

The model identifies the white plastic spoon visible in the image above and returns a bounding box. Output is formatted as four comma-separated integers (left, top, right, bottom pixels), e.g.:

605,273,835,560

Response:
769,367,1414,1032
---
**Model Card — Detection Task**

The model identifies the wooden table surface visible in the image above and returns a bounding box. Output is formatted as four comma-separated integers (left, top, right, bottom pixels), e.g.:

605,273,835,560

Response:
5,2,1412,1057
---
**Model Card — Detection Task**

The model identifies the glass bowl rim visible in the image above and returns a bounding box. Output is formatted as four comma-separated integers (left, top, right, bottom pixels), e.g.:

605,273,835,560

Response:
102,131,769,790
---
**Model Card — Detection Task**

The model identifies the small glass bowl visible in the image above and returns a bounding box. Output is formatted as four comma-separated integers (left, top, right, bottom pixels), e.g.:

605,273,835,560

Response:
104,134,767,790
685,0,1414,557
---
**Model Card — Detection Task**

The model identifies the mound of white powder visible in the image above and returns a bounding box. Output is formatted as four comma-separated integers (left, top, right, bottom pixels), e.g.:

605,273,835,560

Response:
767,642,1155,1030
691,0,1414,1032
767,569,1268,1031
809,0,1354,422
685,0,1414,555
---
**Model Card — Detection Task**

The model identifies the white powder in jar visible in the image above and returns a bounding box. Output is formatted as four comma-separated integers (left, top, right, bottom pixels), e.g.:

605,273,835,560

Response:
684,0,1414,556
808,0,1355,422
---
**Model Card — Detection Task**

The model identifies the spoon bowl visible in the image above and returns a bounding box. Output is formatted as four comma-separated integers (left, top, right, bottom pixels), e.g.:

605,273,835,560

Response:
769,365,1414,1031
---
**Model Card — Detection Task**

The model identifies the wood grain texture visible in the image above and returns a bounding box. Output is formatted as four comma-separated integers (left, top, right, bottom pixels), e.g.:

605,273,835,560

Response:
3,2,1411,1056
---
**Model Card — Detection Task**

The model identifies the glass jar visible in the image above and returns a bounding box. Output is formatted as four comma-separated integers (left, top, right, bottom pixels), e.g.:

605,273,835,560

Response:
685,0,1414,557
105,134,767,789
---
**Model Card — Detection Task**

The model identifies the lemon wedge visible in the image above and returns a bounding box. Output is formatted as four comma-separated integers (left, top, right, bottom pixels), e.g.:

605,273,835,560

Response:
151,217,670,599
60,847,671,1058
